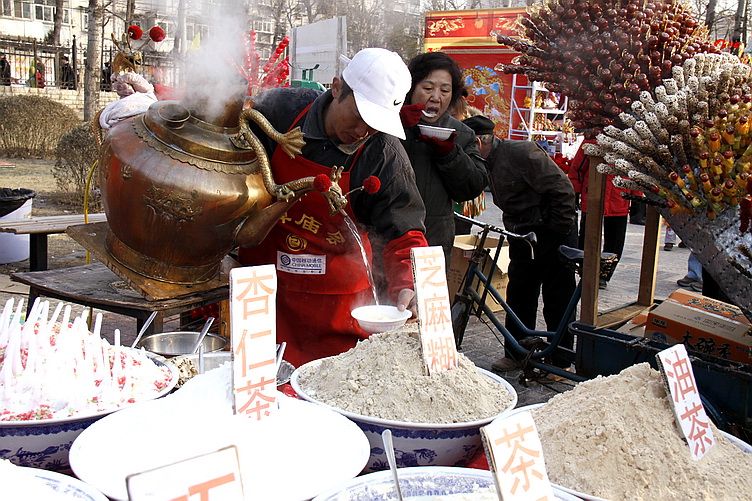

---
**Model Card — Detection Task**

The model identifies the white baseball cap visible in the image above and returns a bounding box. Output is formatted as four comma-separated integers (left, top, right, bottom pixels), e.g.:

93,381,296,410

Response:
340,48,411,140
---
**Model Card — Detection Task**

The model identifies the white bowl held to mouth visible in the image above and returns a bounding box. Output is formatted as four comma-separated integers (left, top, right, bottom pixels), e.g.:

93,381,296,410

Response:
418,124,455,140
351,305,412,334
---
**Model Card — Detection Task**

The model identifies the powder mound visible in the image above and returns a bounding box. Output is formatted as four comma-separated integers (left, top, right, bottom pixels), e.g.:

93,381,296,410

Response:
298,325,515,423
533,362,752,501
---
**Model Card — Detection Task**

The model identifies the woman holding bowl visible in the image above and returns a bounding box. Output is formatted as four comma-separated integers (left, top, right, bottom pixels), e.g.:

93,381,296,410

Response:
399,52,488,268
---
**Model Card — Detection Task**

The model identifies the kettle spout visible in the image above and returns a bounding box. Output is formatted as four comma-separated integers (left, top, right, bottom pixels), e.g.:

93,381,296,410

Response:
235,190,311,248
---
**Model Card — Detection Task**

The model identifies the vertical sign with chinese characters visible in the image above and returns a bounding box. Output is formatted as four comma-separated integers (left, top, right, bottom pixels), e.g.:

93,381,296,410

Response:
411,246,458,374
229,265,278,421
656,344,715,459
126,446,244,500
481,411,556,501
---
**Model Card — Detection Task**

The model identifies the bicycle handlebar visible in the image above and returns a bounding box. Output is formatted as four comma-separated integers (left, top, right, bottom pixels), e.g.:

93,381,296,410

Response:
453,213,537,248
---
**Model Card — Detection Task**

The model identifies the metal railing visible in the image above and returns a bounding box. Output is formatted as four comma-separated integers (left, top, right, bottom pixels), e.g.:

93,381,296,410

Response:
0,38,179,90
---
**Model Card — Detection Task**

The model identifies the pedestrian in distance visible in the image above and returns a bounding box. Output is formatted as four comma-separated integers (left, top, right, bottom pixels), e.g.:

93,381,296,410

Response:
0,53,11,86
60,55,75,90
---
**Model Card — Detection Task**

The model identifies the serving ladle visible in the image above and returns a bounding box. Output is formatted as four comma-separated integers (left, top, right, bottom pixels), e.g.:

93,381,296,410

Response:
130,311,158,349
381,429,404,501
191,316,215,355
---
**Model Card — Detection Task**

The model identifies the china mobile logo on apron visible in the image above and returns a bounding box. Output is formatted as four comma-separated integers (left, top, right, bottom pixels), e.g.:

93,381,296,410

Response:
277,251,326,275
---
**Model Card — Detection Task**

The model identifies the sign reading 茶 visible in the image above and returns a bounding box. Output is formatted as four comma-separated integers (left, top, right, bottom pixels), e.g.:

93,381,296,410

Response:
656,344,715,459
481,411,556,500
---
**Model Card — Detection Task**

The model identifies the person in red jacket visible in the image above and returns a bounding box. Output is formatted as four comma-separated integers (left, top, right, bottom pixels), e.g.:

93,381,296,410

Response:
569,140,636,289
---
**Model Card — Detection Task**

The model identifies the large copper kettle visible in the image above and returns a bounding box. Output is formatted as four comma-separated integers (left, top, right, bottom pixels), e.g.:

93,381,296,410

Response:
98,91,346,285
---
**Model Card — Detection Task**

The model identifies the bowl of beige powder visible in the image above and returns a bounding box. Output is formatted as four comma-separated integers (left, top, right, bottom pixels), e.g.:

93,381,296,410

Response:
290,326,517,472
497,363,752,501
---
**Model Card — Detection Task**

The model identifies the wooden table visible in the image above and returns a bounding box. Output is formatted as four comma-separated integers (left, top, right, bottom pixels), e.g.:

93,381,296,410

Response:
11,262,229,335
0,213,107,271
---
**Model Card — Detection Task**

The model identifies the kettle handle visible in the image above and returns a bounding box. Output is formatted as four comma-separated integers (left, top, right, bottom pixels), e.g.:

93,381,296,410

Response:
231,107,311,201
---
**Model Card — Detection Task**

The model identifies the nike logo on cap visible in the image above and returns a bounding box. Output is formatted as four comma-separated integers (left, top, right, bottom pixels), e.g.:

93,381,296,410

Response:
393,100,403,106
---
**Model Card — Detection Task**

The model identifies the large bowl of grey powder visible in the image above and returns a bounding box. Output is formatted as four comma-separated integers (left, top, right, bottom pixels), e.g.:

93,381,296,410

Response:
499,363,752,501
291,327,518,473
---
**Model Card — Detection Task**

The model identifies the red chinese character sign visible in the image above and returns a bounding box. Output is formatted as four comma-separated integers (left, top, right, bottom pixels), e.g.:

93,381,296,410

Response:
411,246,458,374
481,411,555,501
230,265,278,421
656,344,715,459
126,446,244,500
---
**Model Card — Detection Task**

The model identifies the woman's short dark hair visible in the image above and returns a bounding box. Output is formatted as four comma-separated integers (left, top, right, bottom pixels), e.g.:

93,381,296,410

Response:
406,52,464,108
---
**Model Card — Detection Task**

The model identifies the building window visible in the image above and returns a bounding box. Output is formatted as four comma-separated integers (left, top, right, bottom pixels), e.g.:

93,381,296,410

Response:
253,19,273,34
34,4,53,21
15,0,33,19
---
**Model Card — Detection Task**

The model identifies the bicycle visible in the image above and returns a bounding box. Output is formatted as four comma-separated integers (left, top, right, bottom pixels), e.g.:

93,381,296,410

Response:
451,213,619,383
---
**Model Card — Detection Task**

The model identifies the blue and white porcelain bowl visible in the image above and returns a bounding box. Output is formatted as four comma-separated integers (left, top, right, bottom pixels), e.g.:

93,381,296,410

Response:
291,360,517,473
0,356,178,472
312,466,582,500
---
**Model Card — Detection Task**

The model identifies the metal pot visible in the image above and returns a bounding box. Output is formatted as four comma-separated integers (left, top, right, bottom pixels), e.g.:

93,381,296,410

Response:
135,331,228,357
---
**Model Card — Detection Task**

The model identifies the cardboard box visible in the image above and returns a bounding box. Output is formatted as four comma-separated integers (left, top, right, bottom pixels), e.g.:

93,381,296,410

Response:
644,289,752,364
615,311,650,337
447,234,509,313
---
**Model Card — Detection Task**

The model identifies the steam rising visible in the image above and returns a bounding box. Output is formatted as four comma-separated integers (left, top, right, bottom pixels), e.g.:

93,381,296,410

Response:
180,8,250,125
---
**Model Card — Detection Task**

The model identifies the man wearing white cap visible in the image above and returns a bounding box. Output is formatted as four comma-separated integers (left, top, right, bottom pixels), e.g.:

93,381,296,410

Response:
238,48,428,367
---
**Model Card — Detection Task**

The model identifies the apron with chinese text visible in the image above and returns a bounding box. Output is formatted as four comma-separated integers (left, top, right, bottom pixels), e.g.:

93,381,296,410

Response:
237,105,372,367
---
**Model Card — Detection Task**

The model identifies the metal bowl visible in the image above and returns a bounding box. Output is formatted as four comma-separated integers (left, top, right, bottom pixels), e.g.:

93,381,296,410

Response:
135,331,228,357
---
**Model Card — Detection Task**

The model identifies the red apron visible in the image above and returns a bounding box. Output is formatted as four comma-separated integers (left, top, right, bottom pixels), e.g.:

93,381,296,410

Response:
237,105,373,367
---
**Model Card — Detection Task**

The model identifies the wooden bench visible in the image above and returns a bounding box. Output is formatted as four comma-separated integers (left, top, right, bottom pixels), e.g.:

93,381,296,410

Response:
0,213,107,271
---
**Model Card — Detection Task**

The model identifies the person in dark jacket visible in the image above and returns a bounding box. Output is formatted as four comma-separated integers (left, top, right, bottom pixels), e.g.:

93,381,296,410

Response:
0,53,11,86
398,52,488,268
60,55,75,90
464,115,577,372
237,48,428,367
100,62,112,91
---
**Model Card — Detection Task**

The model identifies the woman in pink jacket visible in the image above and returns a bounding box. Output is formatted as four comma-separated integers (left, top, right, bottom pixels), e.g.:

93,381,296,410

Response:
569,140,637,289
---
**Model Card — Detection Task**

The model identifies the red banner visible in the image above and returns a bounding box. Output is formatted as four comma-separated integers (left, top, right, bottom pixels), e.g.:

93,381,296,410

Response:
424,8,526,138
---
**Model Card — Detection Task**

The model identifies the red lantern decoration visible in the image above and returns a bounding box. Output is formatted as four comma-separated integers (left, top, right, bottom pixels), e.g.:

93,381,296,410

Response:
313,174,332,193
127,25,143,40
363,176,381,194
149,26,166,42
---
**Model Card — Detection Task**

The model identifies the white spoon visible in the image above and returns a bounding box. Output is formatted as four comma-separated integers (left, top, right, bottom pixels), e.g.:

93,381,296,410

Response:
382,429,404,501
421,110,438,118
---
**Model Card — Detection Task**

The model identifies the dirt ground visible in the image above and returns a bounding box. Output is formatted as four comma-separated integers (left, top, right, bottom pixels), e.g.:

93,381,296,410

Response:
0,156,92,276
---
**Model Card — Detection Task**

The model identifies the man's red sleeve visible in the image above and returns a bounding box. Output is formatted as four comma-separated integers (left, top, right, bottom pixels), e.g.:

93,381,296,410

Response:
382,230,428,303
